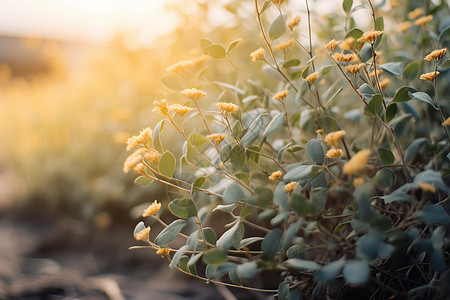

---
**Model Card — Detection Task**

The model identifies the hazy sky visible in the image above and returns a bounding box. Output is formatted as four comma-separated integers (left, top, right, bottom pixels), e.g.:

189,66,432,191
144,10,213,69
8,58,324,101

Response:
0,0,176,44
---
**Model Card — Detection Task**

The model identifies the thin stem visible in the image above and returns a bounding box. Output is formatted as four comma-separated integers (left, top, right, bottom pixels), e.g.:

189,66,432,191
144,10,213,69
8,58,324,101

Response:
196,216,208,245
433,60,450,143
280,99,294,142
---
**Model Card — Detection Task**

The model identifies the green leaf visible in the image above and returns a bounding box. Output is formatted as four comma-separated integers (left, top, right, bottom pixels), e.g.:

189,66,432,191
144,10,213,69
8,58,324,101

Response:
228,269,242,286
180,255,198,275
159,151,176,177
284,259,321,271
260,0,272,14
274,182,289,211
223,182,246,204
343,261,369,285
169,245,188,269
169,198,198,218
281,219,303,251
315,116,338,132
268,14,287,41
375,168,395,188
382,184,412,204
403,61,419,81
263,112,285,137
161,74,184,91
203,44,226,59
414,170,448,192
391,86,416,103
262,229,282,259
226,39,241,54
385,103,397,122
283,59,301,68
230,145,246,170
378,62,402,76
236,261,258,279
405,137,427,162
134,176,153,187
439,59,450,68
283,165,313,182
278,282,290,300
216,221,245,250
200,38,214,50
342,0,353,13
155,219,186,246
409,92,436,109
241,115,263,148
301,65,310,79
153,120,165,153
213,203,238,213
417,205,450,225
251,186,273,208
321,65,333,76
378,148,395,165
133,221,145,236
345,28,364,48
430,250,446,272
202,248,227,266
315,257,346,282
359,83,376,100
306,139,325,164
192,176,206,191
240,237,264,248
363,94,384,117
220,143,232,163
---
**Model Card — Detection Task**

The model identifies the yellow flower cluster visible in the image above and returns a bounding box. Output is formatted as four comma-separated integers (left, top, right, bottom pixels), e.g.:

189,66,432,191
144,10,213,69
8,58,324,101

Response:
379,78,390,90
343,149,371,175
353,177,364,187
399,21,412,32
324,130,346,148
269,171,282,181
143,200,162,217
424,48,447,61
340,37,355,50
418,182,436,193
305,72,319,83
169,104,193,116
134,163,146,174
156,248,171,257
144,149,161,163
274,39,294,52
272,90,289,101
287,16,301,30
345,63,366,74
216,102,239,114
414,15,432,26
181,88,207,101
166,60,195,75
333,53,358,63
123,148,147,173
250,48,265,61
326,148,343,158
408,8,424,19
207,133,227,144
442,117,450,127
134,226,151,241
420,71,439,81
370,69,384,77
285,182,297,192
325,39,340,51
126,127,153,151
153,99,169,115
357,31,383,43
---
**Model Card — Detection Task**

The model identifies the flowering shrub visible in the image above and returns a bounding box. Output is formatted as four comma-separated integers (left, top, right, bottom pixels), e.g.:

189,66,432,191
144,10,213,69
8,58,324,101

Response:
127,0,449,298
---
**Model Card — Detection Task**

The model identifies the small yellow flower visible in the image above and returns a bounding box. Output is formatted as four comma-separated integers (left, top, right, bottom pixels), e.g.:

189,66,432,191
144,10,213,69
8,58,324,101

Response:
420,71,439,81
166,60,195,75
414,15,433,26
207,133,227,144
333,53,358,63
134,226,151,241
250,48,265,61
216,102,239,114
442,117,450,127
269,171,282,181
153,99,169,116
285,182,297,193
144,149,161,163
357,31,383,44
123,148,147,173
143,200,162,217
326,148,343,158
345,63,366,74
340,37,355,50
181,88,207,101
379,78,390,90
126,127,153,151
305,72,319,83
418,182,436,193
370,69,384,77
134,163,146,174
353,177,364,187
156,247,171,257
325,39,340,51
343,149,371,175
169,104,193,116
324,130,346,148
399,21,412,32
287,16,301,30
408,8,424,20
424,48,447,61
272,90,289,101
274,39,294,52
316,129,325,136
390,0,399,8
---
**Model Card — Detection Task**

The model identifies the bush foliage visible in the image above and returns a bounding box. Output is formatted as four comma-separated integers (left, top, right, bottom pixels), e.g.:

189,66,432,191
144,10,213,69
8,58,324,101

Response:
128,0,449,298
